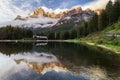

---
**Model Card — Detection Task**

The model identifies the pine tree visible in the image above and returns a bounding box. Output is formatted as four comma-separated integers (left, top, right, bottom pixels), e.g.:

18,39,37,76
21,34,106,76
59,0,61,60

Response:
87,13,98,33
105,0,114,25
56,32,60,40
84,22,89,36
98,10,108,30
93,13,99,31
70,29,77,39
113,0,120,22
77,26,81,38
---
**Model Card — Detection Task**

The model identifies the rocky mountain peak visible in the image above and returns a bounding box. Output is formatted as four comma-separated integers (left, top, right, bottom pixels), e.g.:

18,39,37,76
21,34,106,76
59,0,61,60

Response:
74,7,82,13
15,15,27,20
27,7,83,19
85,8,92,13
28,7,45,18
11,6,94,29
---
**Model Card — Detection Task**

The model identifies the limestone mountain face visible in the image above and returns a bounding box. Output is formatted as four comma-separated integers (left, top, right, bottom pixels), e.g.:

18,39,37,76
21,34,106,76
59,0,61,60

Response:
27,7,83,19
2,7,95,28
55,9,94,26
15,15,27,20
28,8,45,18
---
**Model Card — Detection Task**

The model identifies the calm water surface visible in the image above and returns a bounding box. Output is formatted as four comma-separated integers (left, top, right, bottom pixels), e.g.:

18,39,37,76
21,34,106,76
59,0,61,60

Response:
0,42,120,80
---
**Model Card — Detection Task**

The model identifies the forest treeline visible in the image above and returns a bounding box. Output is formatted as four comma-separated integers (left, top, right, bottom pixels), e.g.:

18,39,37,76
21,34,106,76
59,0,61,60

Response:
1,0,120,40
38,0,120,40
0,25,33,40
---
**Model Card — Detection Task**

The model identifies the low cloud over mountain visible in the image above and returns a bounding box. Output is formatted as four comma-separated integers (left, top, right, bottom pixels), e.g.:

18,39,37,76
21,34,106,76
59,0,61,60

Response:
0,0,115,23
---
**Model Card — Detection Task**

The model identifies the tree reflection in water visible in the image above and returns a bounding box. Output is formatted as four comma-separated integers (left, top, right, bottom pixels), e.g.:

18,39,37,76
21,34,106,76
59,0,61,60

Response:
0,42,120,80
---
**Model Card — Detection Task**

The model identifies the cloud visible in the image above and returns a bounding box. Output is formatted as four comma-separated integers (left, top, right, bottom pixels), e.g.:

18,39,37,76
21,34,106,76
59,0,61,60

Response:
81,0,115,10
0,0,115,24
18,0,42,10
0,0,30,23
41,6,68,14
41,0,114,14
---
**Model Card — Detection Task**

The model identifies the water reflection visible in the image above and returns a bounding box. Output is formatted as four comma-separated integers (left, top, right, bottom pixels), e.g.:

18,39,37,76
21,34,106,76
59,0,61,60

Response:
0,52,88,80
35,42,48,46
0,42,120,80
0,43,32,55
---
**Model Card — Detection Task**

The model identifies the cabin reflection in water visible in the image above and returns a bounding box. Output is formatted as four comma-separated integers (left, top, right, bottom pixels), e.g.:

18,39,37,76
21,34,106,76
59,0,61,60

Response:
35,42,48,46
33,35,48,40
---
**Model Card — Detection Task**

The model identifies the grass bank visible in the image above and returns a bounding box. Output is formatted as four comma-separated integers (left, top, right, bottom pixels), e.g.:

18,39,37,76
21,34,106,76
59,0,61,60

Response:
104,44,120,54
65,39,120,55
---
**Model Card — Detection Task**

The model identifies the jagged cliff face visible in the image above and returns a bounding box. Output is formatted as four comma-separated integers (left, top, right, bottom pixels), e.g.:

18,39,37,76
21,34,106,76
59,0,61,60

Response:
55,8,94,26
27,7,82,19
14,7,100,20
28,8,45,18
2,7,100,28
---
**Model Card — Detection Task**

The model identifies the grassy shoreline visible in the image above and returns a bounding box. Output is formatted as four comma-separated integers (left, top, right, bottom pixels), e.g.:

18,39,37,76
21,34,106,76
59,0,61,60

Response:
65,39,120,55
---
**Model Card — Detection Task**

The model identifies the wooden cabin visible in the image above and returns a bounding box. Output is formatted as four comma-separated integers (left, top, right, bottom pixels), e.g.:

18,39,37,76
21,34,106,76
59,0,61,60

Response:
33,35,48,40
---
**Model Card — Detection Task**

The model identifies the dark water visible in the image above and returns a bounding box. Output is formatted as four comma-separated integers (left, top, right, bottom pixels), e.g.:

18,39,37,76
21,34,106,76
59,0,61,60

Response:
0,42,120,80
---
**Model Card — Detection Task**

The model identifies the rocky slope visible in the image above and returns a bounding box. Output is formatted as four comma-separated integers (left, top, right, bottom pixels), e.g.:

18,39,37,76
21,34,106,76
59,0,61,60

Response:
1,7,95,28
56,9,94,26
27,7,82,18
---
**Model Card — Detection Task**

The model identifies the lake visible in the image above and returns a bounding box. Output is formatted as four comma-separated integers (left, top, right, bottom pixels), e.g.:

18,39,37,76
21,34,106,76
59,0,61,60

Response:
0,42,120,80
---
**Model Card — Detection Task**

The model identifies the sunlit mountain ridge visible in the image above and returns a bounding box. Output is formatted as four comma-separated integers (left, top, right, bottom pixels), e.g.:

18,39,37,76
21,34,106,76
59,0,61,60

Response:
1,6,101,28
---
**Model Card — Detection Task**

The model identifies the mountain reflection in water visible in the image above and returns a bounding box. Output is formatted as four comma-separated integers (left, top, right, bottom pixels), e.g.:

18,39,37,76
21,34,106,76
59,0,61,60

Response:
0,42,120,80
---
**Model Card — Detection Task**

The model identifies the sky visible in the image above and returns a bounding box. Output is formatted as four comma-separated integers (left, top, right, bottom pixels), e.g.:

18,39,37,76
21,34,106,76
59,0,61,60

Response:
0,0,115,23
